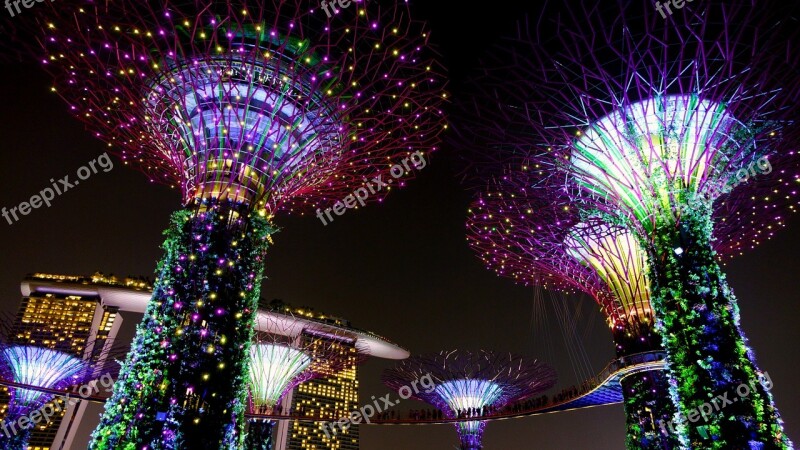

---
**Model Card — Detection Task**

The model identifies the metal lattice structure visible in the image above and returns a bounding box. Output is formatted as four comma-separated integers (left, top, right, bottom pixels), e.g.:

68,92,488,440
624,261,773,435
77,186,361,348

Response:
15,1,445,448
456,1,799,448
382,350,556,450
466,188,656,349
459,1,800,257
32,0,446,214
0,347,90,408
0,330,124,450
466,186,679,449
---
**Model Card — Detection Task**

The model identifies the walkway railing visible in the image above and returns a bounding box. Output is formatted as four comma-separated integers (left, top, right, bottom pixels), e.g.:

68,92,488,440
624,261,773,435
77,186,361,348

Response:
0,351,668,425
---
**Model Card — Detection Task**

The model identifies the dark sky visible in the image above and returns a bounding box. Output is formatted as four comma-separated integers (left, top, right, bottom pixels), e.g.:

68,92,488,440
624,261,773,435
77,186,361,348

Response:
1,1,798,449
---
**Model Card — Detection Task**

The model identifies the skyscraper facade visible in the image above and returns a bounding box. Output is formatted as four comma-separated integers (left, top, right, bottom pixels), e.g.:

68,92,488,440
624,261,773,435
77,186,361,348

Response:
283,333,360,450
266,302,361,450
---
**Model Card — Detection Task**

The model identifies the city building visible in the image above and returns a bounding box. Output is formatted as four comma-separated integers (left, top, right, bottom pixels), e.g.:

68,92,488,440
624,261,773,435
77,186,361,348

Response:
2,276,407,449
4,272,151,449
264,300,363,450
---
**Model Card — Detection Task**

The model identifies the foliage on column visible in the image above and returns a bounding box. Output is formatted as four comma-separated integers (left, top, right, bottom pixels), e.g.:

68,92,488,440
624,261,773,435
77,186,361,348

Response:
0,407,31,450
90,205,273,450
245,419,274,450
467,195,683,449
621,370,681,450
457,421,484,450
611,314,680,450
649,203,790,449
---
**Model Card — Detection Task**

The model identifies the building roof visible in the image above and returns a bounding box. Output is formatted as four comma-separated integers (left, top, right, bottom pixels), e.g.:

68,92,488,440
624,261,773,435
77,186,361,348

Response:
21,273,409,360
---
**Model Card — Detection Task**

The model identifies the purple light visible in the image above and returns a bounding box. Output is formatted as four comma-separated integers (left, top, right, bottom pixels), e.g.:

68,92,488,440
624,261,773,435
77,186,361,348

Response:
1,346,88,407
384,351,555,449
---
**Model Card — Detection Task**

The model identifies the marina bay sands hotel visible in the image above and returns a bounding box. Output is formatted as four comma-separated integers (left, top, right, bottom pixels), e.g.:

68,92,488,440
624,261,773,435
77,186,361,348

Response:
4,273,407,450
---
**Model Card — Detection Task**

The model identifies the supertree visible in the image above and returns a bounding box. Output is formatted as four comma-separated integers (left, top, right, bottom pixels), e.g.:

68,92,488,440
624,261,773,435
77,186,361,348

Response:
467,184,678,449
244,313,363,450
0,334,121,450
0,346,89,449
21,1,445,448
382,350,556,450
458,1,800,447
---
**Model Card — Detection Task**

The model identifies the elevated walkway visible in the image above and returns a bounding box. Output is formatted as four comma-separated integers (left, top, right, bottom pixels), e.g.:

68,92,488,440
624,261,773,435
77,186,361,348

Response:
0,351,667,425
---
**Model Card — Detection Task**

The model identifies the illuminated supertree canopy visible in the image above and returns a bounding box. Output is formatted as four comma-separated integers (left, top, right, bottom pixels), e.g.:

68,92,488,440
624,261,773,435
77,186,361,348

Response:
20,1,445,448
249,344,311,414
0,345,96,450
0,311,127,450
467,190,655,350
467,186,676,449
34,1,446,213
246,343,310,450
465,176,768,352
382,350,556,450
457,1,800,448
245,313,362,450
1,346,89,406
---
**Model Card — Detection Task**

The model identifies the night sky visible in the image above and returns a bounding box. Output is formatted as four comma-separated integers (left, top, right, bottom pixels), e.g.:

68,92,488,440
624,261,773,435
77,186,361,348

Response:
1,1,798,449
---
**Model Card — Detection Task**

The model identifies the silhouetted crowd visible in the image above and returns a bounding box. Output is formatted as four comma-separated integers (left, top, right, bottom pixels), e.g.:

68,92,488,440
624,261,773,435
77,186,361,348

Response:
371,383,598,421
265,381,598,421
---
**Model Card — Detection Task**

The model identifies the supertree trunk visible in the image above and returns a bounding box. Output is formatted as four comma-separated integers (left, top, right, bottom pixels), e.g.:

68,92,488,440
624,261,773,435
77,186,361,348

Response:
621,370,681,450
0,434,28,450
89,203,273,450
613,318,680,450
0,405,31,450
457,421,485,450
245,419,275,450
649,204,790,449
